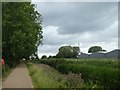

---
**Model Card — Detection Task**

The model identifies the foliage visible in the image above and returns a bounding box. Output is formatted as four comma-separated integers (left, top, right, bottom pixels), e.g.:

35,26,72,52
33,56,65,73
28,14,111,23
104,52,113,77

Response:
26,62,88,88
56,46,80,58
37,58,120,89
57,63,120,89
47,55,56,59
56,46,73,58
63,72,84,88
41,55,47,59
88,46,106,53
2,63,14,82
2,2,43,67
48,55,52,59
26,62,66,88
73,46,80,58
38,59,65,68
65,58,119,69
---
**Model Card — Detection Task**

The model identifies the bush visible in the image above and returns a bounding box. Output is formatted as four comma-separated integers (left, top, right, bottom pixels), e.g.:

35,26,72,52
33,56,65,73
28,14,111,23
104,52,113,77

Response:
39,59,65,68
41,55,47,59
62,72,84,88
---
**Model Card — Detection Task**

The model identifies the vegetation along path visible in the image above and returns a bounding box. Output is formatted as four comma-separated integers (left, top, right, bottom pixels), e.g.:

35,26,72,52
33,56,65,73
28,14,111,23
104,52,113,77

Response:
3,63,33,88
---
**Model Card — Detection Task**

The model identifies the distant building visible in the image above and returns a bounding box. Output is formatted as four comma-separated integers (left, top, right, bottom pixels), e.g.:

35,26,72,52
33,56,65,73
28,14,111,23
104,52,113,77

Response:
77,52,89,58
89,52,106,58
106,49,120,58
78,49,120,59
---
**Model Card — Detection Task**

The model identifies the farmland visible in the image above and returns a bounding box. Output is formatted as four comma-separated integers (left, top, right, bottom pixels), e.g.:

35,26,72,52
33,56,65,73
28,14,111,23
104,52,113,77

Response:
31,58,120,89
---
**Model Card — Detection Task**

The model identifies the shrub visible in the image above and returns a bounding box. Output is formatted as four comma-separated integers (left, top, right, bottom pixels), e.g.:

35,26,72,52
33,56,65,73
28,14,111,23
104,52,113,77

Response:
62,72,84,88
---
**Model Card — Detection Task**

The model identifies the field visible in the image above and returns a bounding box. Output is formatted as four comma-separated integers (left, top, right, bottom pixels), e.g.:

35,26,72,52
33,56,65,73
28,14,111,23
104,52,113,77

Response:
31,58,120,89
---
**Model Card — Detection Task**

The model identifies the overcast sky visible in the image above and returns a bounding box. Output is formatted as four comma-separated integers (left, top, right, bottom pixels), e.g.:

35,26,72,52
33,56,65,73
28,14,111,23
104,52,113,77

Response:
33,2,118,58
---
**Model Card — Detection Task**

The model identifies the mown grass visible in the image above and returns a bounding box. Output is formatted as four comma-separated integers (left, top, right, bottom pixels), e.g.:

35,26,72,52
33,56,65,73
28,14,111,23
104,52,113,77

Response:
35,58,120,89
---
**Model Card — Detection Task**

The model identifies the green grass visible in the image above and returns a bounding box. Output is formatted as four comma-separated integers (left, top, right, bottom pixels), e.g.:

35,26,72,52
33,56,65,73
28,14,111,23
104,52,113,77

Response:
57,63,119,88
26,62,67,88
35,58,120,89
2,64,14,82
65,58,119,69
26,62,93,88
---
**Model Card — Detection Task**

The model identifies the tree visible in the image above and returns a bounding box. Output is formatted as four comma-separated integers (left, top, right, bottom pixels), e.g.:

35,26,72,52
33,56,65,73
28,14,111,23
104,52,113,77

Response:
56,46,73,58
73,46,80,58
41,55,47,59
102,49,107,52
52,56,56,58
2,2,43,66
48,55,52,59
56,46,80,58
88,46,106,53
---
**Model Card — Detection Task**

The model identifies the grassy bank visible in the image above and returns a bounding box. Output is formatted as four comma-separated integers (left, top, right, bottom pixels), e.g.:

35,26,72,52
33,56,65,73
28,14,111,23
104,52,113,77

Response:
26,62,95,88
26,62,66,88
2,64,13,82
35,58,120,89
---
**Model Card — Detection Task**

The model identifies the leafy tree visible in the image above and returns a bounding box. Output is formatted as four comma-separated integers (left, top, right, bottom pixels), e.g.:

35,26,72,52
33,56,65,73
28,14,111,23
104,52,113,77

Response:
52,56,56,58
30,52,39,60
102,49,107,52
56,46,73,58
48,55,52,59
41,55,47,59
56,46,80,58
88,46,106,53
2,2,43,67
73,46,80,58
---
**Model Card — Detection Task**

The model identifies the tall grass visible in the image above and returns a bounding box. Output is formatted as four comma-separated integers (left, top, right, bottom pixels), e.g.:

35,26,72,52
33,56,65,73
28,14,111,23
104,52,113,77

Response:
2,64,13,82
26,62,89,88
57,63,120,89
65,58,119,69
26,62,66,88
36,58,120,89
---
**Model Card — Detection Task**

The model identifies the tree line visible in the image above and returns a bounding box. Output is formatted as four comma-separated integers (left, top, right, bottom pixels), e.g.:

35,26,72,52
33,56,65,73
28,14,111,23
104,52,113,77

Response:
2,2,43,67
41,45,106,59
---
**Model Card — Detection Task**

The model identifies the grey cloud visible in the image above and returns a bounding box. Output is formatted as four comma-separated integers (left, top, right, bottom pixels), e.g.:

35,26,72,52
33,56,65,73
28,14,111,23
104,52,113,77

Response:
38,45,59,54
34,2,118,56
36,2,117,35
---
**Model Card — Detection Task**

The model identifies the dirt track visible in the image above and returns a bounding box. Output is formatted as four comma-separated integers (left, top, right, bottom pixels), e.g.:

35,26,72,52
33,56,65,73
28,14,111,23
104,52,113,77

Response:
2,63,33,88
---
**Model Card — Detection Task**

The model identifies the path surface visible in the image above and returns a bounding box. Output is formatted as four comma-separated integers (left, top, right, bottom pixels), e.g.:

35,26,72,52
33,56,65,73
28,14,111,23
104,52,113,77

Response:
2,63,33,88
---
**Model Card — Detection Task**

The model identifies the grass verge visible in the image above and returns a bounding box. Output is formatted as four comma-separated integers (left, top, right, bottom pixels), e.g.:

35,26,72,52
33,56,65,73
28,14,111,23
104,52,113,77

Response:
26,62,67,88
36,58,119,89
26,61,103,89
2,64,13,82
